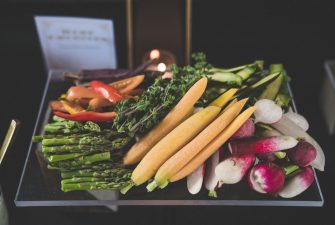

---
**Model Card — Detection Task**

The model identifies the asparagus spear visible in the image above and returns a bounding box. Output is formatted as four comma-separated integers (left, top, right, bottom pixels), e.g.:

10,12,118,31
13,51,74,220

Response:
44,120,101,134
36,129,124,141
41,137,130,154
47,152,111,169
46,152,90,162
48,161,118,171
61,176,131,185
42,135,115,146
61,167,130,179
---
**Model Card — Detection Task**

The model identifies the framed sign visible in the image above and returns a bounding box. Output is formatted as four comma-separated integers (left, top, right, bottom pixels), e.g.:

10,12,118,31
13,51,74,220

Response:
35,16,117,71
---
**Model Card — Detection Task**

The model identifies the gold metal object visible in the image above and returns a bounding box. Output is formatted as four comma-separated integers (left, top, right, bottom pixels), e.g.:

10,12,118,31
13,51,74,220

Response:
126,0,134,69
185,0,193,65
0,119,20,166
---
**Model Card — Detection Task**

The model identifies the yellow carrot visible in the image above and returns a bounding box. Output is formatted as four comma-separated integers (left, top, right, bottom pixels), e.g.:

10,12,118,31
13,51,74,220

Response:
123,77,208,165
209,88,238,107
131,106,221,186
170,106,256,182
221,98,238,113
148,98,248,190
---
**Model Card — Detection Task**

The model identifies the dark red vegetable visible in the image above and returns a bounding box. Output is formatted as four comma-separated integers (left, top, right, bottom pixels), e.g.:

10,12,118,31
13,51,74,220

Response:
248,162,285,194
90,80,123,104
63,59,156,82
54,111,117,122
288,140,317,167
64,69,129,82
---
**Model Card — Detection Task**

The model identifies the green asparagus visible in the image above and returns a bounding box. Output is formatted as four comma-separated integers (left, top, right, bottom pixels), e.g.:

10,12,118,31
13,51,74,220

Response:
48,152,111,169
48,161,118,171
61,167,130,179
44,119,101,134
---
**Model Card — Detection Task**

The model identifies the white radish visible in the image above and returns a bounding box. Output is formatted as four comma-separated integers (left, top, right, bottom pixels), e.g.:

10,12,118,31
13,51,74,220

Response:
215,154,255,184
254,99,283,124
261,128,282,137
204,149,224,197
187,164,204,195
278,167,315,198
272,114,325,171
284,111,309,131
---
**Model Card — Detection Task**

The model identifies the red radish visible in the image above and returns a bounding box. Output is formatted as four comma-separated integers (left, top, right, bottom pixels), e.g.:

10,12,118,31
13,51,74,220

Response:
257,151,286,162
187,164,204,195
285,111,309,131
271,114,325,171
254,99,283,124
248,162,285,194
230,118,255,140
215,154,255,184
257,152,277,162
204,148,224,198
228,136,298,155
288,141,317,167
278,167,315,198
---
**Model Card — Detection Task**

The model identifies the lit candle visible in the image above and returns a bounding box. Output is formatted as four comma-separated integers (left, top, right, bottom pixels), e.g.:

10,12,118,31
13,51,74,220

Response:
149,49,160,60
157,62,167,72
143,49,176,73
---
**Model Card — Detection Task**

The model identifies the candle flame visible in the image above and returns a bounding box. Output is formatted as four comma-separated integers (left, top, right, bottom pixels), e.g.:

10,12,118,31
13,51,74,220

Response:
150,49,160,59
157,63,167,72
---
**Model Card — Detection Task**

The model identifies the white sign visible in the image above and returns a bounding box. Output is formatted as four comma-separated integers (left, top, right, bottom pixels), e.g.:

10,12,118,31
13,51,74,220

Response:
35,16,117,71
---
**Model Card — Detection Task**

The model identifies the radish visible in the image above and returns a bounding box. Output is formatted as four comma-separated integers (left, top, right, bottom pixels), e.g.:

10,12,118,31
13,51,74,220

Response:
254,99,283,124
204,148,224,198
187,164,204,194
278,167,315,198
230,118,255,140
288,140,317,167
285,111,309,131
261,128,282,137
257,152,277,162
215,154,255,184
248,162,285,194
271,114,325,171
228,136,298,155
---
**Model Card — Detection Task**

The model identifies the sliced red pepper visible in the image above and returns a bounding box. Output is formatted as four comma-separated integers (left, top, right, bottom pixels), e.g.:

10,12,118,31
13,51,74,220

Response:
90,80,123,104
54,111,117,122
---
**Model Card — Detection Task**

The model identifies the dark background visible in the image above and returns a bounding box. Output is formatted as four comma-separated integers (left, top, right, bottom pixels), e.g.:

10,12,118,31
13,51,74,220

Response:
0,0,334,224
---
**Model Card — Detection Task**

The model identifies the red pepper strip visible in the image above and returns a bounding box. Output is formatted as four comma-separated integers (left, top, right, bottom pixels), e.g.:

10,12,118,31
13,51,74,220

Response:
54,111,117,122
90,80,123,104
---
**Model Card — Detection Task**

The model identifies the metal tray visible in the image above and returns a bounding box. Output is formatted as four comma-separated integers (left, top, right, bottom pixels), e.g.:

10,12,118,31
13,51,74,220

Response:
15,71,324,207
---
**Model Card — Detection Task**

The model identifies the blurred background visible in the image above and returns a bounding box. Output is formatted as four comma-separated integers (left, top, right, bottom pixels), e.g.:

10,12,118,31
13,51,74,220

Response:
0,0,335,224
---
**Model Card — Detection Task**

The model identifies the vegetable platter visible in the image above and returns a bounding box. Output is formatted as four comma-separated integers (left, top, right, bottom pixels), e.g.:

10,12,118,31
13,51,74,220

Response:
15,54,324,206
